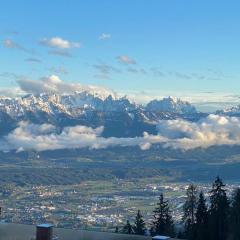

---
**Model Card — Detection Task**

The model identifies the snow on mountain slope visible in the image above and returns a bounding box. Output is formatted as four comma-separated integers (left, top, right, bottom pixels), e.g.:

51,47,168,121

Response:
216,105,240,116
146,96,197,115
0,91,137,118
0,90,202,137
0,93,199,119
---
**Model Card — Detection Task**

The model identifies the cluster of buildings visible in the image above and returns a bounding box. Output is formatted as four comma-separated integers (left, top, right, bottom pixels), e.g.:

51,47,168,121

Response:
0,181,239,232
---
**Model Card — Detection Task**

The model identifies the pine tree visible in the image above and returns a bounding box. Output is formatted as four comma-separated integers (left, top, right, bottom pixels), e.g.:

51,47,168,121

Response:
151,193,175,237
195,191,209,240
182,184,197,240
115,226,119,233
165,210,175,237
177,230,184,239
133,210,146,235
230,188,240,240
122,220,133,234
209,176,229,240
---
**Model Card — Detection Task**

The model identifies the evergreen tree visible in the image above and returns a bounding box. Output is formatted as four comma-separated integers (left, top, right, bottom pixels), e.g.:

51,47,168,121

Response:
209,176,229,240
230,188,240,240
165,211,175,237
177,230,184,239
182,184,197,240
122,220,133,234
151,193,175,237
133,210,146,235
115,226,119,233
195,191,209,240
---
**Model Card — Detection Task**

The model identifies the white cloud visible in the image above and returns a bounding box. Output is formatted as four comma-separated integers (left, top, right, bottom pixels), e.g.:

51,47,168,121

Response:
3,39,19,48
117,55,136,65
0,87,25,98
3,39,32,54
2,115,240,152
40,37,81,49
99,33,111,40
17,75,116,98
156,114,240,150
0,121,164,152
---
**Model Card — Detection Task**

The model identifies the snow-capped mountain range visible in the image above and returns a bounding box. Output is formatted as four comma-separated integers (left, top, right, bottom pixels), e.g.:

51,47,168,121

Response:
0,93,197,117
0,90,233,137
216,105,240,117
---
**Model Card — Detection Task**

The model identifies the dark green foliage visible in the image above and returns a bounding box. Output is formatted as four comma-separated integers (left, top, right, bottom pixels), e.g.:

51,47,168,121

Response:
133,210,146,235
182,184,197,240
122,220,133,234
177,230,184,239
194,191,209,240
6,146,240,186
230,188,240,240
209,176,229,240
0,167,176,186
151,193,175,237
114,226,119,233
115,179,240,240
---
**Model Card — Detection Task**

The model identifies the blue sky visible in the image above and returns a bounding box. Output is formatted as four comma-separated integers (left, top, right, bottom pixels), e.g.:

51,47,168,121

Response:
1,0,240,111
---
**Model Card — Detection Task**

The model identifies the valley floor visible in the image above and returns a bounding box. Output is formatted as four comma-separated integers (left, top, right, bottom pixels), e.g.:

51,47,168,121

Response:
1,178,239,231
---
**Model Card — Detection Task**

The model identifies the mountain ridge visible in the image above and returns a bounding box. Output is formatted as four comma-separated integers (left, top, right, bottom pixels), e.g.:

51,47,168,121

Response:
0,91,232,138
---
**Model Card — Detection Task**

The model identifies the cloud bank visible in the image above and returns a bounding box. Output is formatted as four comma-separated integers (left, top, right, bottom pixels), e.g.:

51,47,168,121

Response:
0,122,165,152
17,75,116,98
157,114,240,149
1,115,240,152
